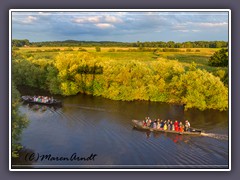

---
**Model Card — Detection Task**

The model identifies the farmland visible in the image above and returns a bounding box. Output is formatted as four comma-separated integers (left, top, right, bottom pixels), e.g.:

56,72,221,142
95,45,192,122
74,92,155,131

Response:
16,46,226,72
12,46,228,111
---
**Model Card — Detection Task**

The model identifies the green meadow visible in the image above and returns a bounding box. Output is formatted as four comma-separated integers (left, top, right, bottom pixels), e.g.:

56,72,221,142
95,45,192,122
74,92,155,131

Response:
12,46,228,111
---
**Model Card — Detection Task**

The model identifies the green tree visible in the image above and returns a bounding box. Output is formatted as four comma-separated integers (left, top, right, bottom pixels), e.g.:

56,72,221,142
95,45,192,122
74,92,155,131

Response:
209,49,228,67
168,69,228,111
11,83,29,157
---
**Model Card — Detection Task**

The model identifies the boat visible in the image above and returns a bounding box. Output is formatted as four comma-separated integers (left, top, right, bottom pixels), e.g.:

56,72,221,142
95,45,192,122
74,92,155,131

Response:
21,96,62,106
132,120,202,135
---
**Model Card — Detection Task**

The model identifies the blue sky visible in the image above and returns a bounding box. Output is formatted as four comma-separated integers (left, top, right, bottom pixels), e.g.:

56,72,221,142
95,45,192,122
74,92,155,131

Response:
12,11,229,42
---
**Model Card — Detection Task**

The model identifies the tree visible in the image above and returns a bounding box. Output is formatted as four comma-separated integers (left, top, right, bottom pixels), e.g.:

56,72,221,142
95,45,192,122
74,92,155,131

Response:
208,49,228,67
167,69,228,111
11,83,29,157
95,46,101,52
12,39,30,47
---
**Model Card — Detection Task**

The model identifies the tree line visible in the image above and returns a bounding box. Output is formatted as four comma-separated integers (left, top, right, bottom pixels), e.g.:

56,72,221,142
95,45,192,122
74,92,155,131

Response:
12,39,228,48
12,52,228,111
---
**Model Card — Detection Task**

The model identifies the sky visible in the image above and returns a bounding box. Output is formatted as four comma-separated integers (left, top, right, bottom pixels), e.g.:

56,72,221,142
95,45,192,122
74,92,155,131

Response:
11,11,229,42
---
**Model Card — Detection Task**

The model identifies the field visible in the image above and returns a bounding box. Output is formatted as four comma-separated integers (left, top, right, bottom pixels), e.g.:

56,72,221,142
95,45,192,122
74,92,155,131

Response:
12,46,228,111
17,46,226,73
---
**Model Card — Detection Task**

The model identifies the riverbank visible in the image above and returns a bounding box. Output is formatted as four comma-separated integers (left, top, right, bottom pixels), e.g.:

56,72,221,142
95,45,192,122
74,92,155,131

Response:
12,50,228,111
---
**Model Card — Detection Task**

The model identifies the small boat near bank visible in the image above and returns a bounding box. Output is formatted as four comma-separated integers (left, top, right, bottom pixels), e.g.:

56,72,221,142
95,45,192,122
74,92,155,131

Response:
21,95,62,106
132,120,202,135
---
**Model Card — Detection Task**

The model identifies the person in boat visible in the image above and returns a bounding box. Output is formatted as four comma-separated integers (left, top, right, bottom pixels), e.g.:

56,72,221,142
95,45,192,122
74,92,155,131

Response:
167,122,171,130
150,119,154,128
145,117,148,122
174,120,179,131
43,96,47,103
170,121,173,130
171,121,175,131
163,121,168,130
184,120,191,132
160,120,164,129
179,122,184,132
147,119,151,127
142,120,147,127
29,96,33,101
153,121,157,129
167,119,170,125
156,121,160,129
145,117,148,125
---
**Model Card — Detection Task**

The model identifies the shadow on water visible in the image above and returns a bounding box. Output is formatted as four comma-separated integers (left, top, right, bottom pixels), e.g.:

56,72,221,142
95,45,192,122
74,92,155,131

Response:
22,102,61,112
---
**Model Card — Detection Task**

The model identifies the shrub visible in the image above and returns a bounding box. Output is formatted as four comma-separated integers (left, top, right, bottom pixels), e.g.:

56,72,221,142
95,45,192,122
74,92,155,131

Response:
208,48,228,67
108,48,115,52
95,47,101,52
78,47,87,52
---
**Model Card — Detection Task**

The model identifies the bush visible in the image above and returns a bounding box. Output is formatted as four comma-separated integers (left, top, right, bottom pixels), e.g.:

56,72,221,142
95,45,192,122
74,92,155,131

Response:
95,47,101,52
78,47,87,52
12,47,20,51
64,48,73,51
208,49,228,67
108,48,115,52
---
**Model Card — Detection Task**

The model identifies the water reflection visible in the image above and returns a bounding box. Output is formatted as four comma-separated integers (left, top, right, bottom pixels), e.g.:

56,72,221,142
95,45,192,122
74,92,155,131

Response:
133,127,192,144
22,103,61,112
16,92,228,167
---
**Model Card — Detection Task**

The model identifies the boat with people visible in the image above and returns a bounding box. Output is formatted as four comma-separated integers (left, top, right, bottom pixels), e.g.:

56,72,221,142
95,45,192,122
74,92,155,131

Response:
132,119,202,135
21,95,62,106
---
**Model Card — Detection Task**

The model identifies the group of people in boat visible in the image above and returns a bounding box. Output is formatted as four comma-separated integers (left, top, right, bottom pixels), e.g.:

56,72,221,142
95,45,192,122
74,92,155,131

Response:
27,95,55,103
142,117,191,132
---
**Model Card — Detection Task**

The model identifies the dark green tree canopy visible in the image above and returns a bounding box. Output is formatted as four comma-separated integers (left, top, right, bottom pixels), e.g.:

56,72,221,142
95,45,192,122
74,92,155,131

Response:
208,49,228,67
12,39,228,48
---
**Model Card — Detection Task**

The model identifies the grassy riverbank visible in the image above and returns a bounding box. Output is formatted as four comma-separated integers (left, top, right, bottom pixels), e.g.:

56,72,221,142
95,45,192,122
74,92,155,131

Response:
12,47,228,111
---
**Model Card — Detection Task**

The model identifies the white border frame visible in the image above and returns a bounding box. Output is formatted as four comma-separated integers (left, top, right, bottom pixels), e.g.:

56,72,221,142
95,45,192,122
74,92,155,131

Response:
9,9,231,171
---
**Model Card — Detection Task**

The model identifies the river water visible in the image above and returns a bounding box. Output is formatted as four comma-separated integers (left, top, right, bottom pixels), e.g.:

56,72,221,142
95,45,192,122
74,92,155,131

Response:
13,92,229,169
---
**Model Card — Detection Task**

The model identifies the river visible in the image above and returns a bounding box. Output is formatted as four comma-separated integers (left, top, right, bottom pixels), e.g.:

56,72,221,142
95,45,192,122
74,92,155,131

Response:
12,91,229,169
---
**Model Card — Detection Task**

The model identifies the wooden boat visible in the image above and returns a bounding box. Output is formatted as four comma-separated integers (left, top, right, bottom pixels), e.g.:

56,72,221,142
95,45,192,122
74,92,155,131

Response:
21,96,62,106
132,120,202,135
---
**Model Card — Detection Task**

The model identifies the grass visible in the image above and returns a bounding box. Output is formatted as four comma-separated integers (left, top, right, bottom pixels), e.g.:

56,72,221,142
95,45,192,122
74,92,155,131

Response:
92,52,156,61
160,54,211,66
17,46,226,74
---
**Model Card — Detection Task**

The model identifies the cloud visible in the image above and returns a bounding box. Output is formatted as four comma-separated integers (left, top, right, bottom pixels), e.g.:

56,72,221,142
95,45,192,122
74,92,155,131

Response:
72,15,122,25
38,12,51,15
175,29,189,33
192,30,201,32
95,23,114,29
73,16,101,23
104,16,123,23
13,15,38,24
12,11,229,42
24,16,37,23
197,22,228,27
